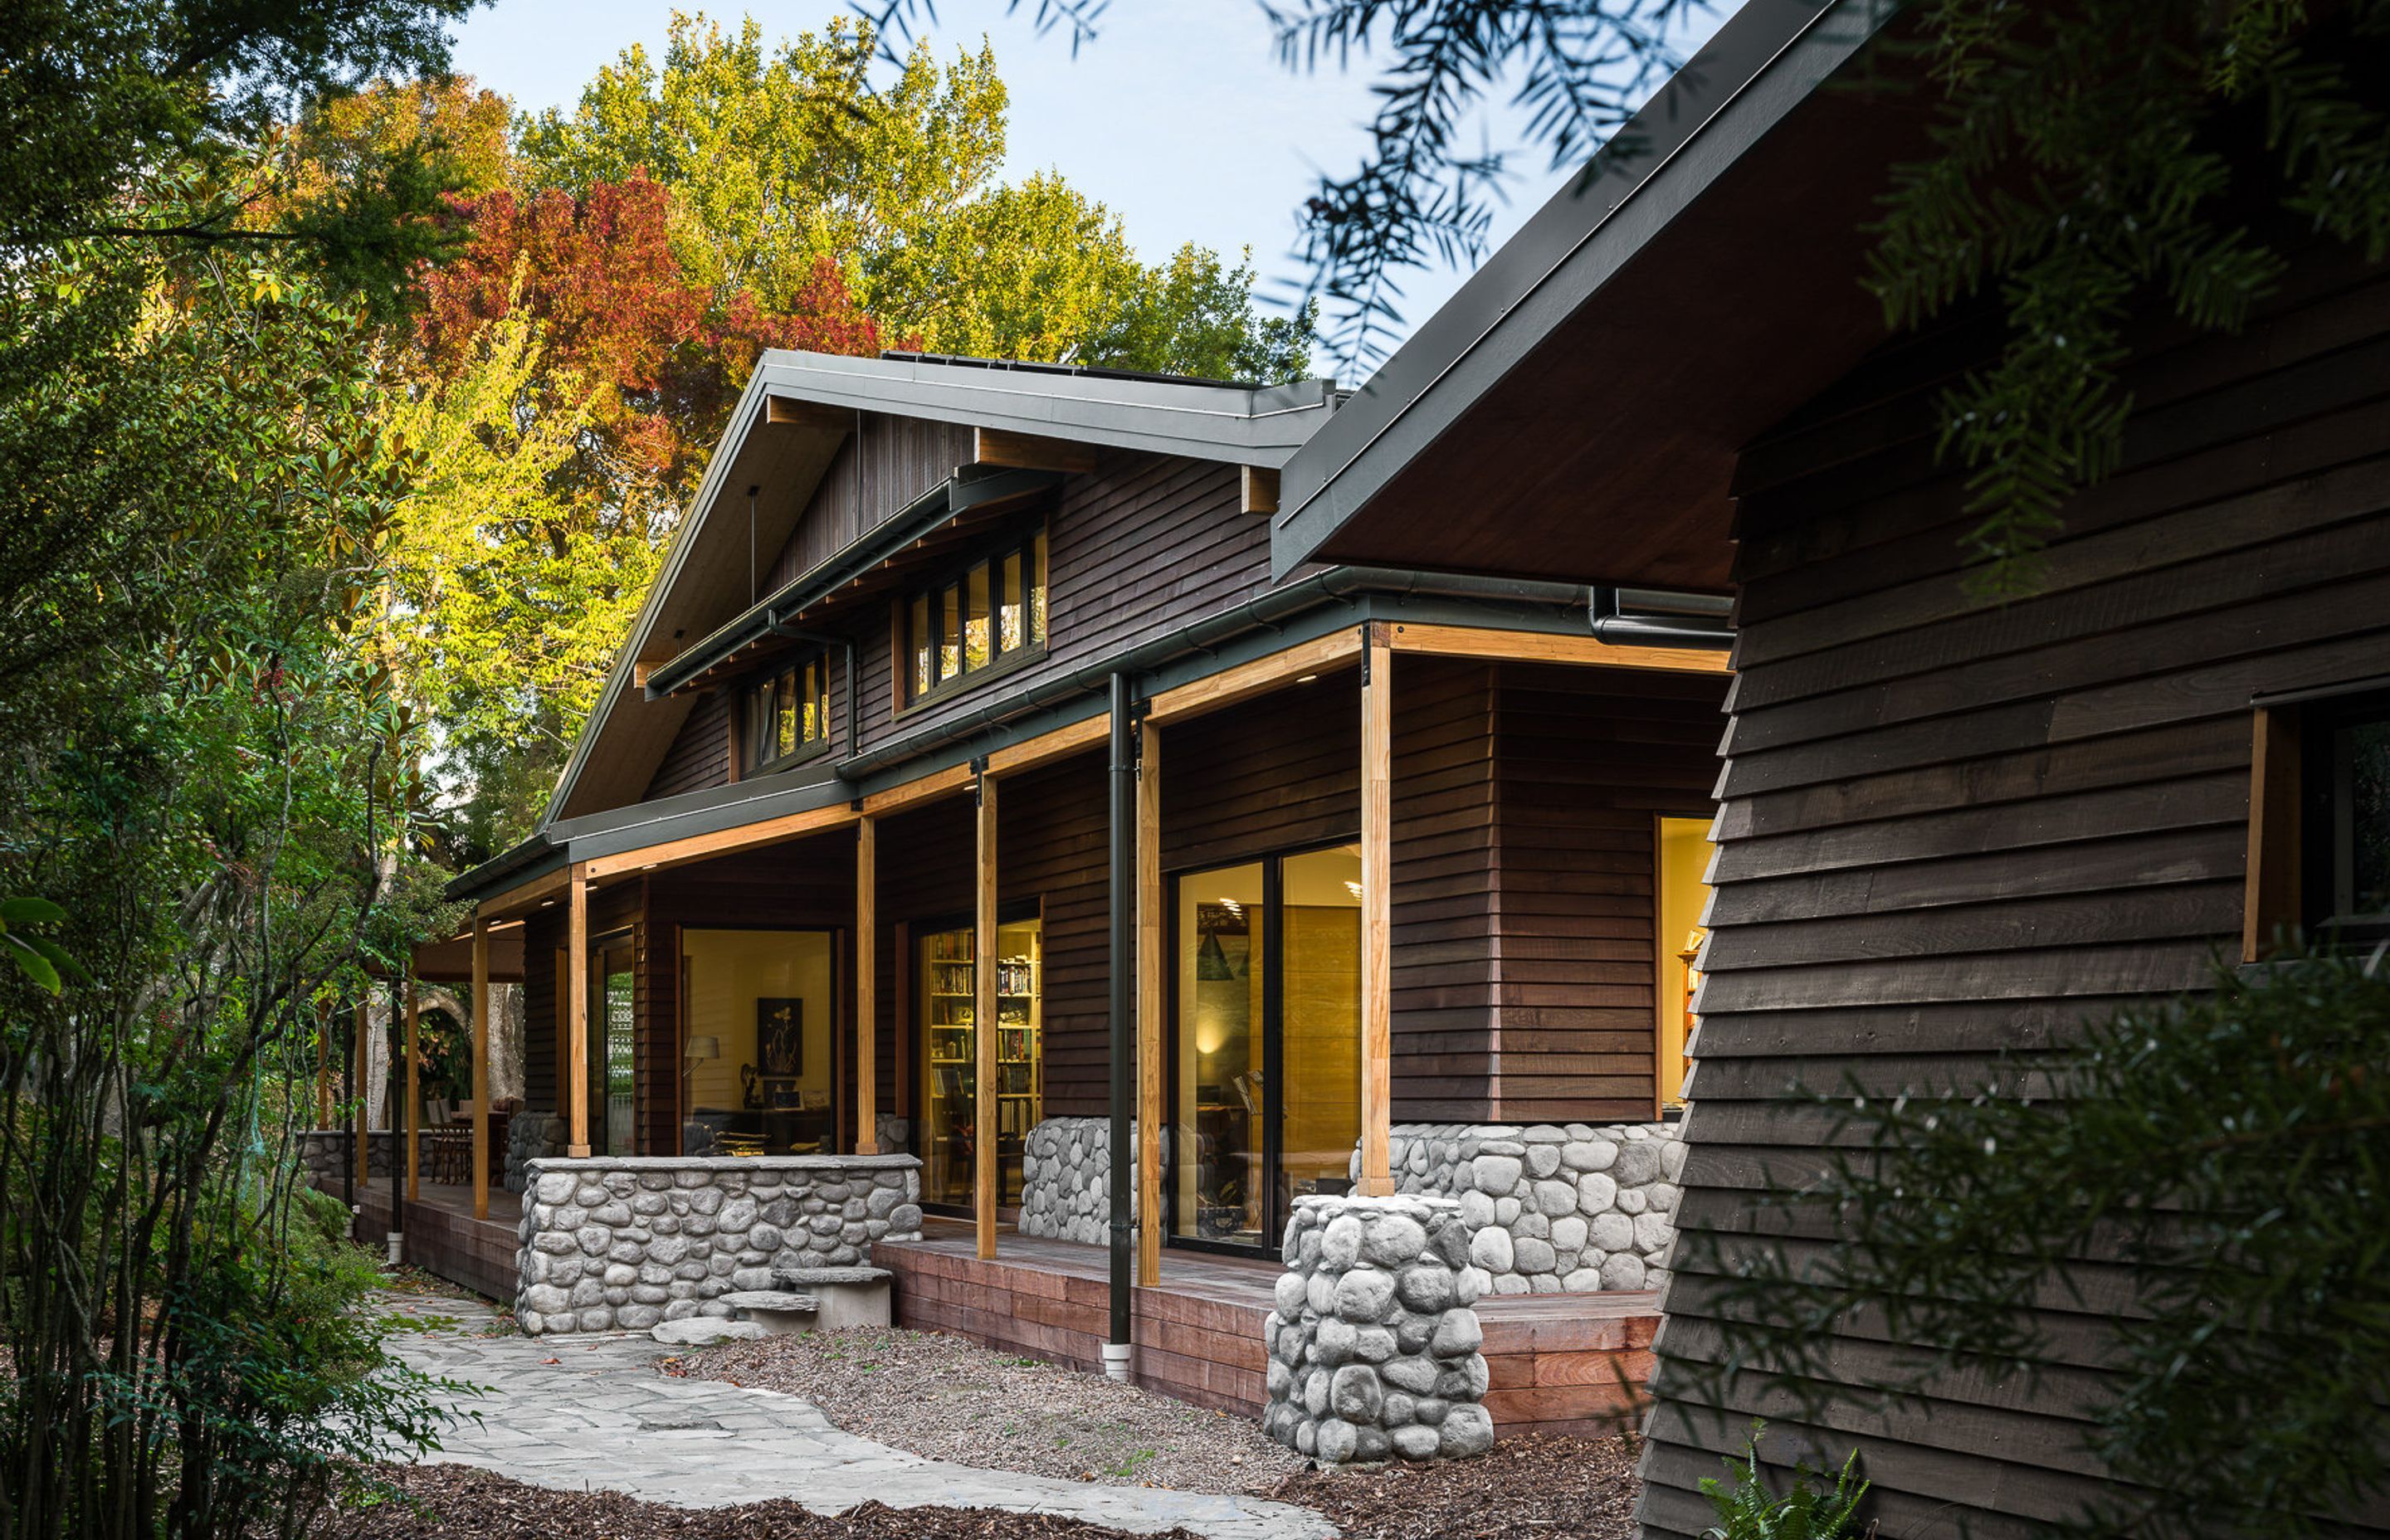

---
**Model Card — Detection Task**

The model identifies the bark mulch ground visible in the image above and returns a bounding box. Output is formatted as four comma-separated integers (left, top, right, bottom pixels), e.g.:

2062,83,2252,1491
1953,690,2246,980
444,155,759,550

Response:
323,1432,1644,1540
321,1464,1198,1540
660,1328,1307,1494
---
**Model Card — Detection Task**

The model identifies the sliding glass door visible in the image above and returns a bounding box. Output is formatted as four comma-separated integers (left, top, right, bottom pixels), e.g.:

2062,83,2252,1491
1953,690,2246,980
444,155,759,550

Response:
588,934,637,1156
1172,846,1362,1251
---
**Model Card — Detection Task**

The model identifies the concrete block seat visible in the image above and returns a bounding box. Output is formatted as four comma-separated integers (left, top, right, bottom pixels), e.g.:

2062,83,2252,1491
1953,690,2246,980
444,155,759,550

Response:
771,1265,895,1330
719,1290,823,1333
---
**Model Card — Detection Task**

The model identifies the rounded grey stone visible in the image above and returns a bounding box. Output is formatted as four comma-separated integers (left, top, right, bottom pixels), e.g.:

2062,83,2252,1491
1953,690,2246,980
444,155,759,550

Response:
1612,1140,1663,1186
1353,1325,1398,1364
1274,1271,1309,1316
1382,1355,1440,1395
1360,1215,1427,1267
575,1306,614,1332
1531,1178,1578,1216
1599,1252,1648,1290
1513,1237,1557,1274
1329,1364,1383,1423
1314,1417,1359,1465
1468,1227,1514,1274
1589,1212,1636,1253
1617,1187,1648,1216
1415,1396,1450,1426
1313,1317,1357,1366
1429,1309,1482,1357
1634,1211,1673,1252
534,1172,576,1204
1394,1264,1454,1313
1552,1216,1588,1255
1392,1424,1441,1460
1471,1154,1523,1194
1438,1404,1495,1458
1335,1267,1397,1323
1523,1144,1562,1180
521,1284,569,1315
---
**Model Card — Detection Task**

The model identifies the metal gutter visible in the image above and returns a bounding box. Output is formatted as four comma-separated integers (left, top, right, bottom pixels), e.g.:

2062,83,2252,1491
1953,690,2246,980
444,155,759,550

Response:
443,833,562,904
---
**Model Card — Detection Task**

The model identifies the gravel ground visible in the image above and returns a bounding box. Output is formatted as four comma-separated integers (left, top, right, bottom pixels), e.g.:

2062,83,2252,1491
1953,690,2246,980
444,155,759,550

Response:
1269,1433,1642,1540
661,1328,1308,1495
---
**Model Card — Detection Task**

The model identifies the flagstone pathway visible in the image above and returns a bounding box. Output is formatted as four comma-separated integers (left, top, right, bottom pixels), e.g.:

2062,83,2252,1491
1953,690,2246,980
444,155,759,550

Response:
376,1292,1334,1540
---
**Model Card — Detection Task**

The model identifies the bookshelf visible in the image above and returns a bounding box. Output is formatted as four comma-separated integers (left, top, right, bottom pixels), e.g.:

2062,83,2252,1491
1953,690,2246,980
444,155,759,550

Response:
919,919,1041,1208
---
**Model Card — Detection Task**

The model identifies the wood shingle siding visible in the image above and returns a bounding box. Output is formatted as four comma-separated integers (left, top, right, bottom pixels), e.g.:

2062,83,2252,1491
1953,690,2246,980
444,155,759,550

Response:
1641,248,2390,1537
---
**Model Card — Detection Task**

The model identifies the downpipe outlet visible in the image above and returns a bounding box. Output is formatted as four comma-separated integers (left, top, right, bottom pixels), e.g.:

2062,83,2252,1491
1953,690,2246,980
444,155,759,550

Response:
1101,1343,1134,1382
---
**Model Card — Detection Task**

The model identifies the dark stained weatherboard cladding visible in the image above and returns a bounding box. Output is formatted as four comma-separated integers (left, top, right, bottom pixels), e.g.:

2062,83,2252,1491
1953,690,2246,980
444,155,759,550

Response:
1493,663,1725,1123
997,752,1112,1118
1638,246,2390,1539
644,687,731,802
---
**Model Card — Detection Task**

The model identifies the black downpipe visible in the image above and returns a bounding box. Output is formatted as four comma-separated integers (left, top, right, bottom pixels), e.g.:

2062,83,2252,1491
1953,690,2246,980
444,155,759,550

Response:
1105,673,1135,1367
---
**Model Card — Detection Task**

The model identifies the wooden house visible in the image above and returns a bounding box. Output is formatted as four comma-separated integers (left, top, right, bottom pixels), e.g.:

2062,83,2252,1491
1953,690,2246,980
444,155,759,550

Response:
402,348,1734,1421
1271,0,2390,1533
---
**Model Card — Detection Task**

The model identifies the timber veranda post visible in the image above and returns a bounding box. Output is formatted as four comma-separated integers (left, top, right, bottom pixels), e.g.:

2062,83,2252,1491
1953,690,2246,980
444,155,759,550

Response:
471,914,491,1220
974,763,1000,1260
566,863,592,1159
856,816,879,1155
1357,623,1395,1196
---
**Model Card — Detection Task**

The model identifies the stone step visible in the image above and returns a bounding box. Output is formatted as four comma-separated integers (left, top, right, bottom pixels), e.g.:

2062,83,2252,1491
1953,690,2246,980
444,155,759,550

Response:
769,1265,892,1287
650,1318,771,1347
719,1289,822,1314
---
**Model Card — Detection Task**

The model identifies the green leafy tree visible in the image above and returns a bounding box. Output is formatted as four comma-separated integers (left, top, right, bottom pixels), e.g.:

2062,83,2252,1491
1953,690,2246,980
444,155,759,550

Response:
527,10,1313,377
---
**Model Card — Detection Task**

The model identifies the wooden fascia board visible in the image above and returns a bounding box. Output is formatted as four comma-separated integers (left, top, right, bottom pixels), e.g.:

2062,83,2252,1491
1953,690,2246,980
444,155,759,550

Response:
477,865,568,921
1385,621,1733,675
1144,628,1365,725
581,802,858,881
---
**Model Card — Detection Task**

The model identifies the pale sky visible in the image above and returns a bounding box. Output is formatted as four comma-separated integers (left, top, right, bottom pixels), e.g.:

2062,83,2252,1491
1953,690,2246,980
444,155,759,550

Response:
447,1,1734,377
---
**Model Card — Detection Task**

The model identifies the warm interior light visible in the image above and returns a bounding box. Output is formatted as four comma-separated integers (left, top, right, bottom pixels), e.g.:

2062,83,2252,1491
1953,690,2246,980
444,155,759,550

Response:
1295,673,1319,684
1218,896,1243,916
1344,880,1363,900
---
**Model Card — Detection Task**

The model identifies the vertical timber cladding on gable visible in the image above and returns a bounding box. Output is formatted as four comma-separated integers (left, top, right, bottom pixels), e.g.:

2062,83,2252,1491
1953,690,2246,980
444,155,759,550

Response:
1636,241,2390,1540
764,413,977,590
640,837,859,1156
1492,662,1725,1124
856,451,1258,753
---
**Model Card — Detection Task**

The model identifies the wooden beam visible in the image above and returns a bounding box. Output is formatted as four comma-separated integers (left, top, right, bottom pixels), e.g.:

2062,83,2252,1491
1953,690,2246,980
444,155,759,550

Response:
582,802,856,880
478,864,568,923
1357,626,1394,1197
1145,628,1364,725
973,426,1096,474
861,762,976,817
1135,719,1163,1288
1383,621,1731,676
404,979,421,1202
986,714,1108,777
2244,706,2303,962
353,998,371,1188
974,771,1000,1260
856,817,879,1155
764,396,850,432
1240,465,1280,516
471,916,491,1220
566,864,592,1158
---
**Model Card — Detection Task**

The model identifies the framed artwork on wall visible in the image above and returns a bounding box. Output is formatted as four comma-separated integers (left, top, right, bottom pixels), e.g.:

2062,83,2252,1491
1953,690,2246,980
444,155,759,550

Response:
758,998,803,1077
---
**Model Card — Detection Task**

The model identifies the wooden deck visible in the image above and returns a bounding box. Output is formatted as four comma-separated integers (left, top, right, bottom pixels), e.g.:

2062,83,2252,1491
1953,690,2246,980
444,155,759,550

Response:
880,1218,1658,1434
349,1180,521,1304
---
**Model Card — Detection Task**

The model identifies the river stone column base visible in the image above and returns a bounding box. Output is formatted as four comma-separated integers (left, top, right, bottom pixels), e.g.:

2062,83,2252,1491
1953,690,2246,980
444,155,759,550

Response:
1263,1194,1494,1465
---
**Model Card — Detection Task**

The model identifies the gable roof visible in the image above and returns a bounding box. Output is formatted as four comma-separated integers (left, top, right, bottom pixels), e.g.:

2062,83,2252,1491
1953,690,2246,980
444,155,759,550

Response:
539,350,1341,828
1271,0,1923,588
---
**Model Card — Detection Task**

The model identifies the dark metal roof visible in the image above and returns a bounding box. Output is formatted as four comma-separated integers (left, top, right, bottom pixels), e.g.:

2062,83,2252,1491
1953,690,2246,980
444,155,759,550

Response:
1271,0,1916,588
877,349,1266,393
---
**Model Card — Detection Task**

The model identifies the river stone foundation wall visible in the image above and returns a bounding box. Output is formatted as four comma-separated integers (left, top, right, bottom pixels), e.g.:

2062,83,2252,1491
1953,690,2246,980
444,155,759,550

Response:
1018,1117,1166,1245
514,1154,922,1335
504,1113,568,1193
1357,1123,1684,1294
1264,1194,1495,1465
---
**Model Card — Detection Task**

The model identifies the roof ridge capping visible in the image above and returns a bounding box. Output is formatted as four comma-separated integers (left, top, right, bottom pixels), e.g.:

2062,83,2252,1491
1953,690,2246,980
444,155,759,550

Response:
1270,0,1900,580
754,348,1340,465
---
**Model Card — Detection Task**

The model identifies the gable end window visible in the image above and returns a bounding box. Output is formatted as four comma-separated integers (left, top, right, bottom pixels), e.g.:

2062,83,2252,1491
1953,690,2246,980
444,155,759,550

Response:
904,528,1048,708
2245,680,2390,957
744,653,831,773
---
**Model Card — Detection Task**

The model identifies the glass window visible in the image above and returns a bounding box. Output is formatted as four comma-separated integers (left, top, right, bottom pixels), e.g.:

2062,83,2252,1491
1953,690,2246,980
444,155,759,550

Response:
1656,816,1713,1109
910,592,932,699
918,917,1042,1212
1030,529,1049,644
964,561,992,671
1278,847,1361,1220
900,526,1050,704
592,939,636,1155
999,551,1025,653
744,653,831,772
2303,693,2390,939
1174,863,1265,1245
775,667,797,759
939,583,961,683
680,929,836,1157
